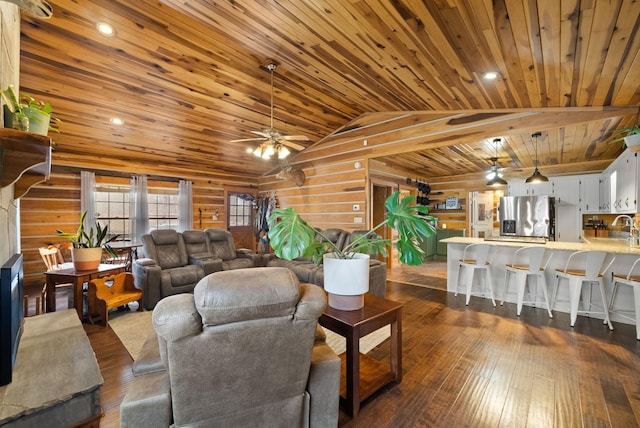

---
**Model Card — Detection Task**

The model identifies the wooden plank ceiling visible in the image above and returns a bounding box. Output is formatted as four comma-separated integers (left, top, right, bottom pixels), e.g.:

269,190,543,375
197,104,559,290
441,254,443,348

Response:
15,0,640,181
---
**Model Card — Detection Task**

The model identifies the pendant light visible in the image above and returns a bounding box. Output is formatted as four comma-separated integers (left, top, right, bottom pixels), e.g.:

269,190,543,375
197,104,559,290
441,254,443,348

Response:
487,138,507,187
525,132,548,183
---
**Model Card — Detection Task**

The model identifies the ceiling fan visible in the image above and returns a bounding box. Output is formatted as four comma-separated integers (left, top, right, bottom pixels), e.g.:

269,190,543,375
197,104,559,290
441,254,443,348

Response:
232,62,309,159
486,138,508,187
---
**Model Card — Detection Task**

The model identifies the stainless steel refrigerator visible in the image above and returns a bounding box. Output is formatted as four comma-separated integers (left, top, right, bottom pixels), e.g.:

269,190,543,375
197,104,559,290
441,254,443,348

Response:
498,195,555,239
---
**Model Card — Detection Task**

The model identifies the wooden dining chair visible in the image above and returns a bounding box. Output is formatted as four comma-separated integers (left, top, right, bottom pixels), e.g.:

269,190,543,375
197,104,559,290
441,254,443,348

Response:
38,246,74,313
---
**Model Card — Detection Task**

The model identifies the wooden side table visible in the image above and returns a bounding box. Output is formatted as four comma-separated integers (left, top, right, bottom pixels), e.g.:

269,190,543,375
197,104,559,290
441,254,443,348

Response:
319,293,403,417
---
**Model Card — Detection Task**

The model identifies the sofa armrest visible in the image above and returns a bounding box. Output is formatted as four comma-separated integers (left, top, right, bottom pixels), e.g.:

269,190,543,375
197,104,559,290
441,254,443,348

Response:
235,248,256,260
307,339,341,428
133,258,163,310
132,333,165,376
188,254,223,275
120,370,172,428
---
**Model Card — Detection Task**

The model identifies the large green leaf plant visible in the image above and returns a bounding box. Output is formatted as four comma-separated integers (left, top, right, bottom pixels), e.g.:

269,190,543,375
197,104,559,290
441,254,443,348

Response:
268,191,436,266
56,211,120,258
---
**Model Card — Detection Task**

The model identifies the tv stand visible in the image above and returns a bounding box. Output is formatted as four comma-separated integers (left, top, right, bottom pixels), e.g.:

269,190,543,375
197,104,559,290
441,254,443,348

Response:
0,310,103,426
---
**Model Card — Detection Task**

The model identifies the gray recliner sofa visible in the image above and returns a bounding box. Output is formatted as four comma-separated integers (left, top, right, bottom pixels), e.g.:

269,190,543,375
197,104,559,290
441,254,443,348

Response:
134,229,260,309
266,228,387,298
133,229,208,310
120,267,341,427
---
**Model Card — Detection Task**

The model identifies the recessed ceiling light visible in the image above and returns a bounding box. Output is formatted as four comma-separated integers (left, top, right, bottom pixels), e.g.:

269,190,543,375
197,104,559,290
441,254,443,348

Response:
110,117,124,125
97,22,115,36
483,71,498,80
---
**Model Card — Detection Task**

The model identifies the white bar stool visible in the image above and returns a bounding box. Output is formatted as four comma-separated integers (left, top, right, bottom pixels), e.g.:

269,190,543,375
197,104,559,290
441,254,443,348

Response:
610,257,640,340
501,246,553,317
552,250,614,329
456,243,497,306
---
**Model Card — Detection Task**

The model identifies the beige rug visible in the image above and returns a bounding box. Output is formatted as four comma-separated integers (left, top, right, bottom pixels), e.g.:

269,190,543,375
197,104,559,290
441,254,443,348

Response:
109,309,390,360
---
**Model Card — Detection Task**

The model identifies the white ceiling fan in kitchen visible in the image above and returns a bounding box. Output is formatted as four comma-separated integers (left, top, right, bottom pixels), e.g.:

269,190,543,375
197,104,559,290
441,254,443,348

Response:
232,61,309,160
486,138,508,187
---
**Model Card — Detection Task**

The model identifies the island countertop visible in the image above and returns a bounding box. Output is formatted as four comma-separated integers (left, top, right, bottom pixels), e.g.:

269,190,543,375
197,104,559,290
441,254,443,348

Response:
441,236,640,255
441,235,640,328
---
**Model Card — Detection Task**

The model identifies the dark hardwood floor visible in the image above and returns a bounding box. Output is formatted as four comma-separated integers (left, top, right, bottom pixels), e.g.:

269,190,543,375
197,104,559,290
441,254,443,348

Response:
72,261,640,427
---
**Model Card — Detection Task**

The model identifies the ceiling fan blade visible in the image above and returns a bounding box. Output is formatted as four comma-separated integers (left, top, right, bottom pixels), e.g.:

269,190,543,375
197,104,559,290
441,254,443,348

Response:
230,137,266,143
281,135,309,141
250,130,270,137
279,140,306,151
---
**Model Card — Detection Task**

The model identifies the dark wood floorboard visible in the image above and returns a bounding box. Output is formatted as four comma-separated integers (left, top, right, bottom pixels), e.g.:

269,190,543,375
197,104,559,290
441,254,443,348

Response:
47,260,640,427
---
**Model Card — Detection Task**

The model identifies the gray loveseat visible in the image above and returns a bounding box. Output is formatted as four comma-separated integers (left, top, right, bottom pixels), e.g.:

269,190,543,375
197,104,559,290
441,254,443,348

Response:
265,228,387,298
120,267,340,427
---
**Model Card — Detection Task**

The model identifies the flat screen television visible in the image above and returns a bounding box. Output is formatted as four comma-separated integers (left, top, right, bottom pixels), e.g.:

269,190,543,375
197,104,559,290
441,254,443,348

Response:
0,254,24,386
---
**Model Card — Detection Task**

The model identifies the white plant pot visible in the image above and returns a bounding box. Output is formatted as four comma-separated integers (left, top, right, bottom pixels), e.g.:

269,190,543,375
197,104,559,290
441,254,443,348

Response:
323,253,369,311
72,247,103,271
624,134,640,148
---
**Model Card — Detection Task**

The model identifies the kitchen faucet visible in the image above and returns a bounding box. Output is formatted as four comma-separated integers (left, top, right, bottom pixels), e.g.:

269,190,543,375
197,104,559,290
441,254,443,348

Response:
612,214,638,245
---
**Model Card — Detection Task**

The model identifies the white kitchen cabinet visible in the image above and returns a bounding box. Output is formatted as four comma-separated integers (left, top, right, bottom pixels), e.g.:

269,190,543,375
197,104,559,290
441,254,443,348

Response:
507,178,552,196
599,171,611,212
579,174,601,214
611,149,637,213
507,179,526,196
552,176,580,205
552,176,581,242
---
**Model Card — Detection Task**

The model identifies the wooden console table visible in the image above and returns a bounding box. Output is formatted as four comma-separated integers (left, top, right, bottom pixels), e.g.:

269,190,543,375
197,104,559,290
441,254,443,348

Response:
319,294,403,417
0,310,103,426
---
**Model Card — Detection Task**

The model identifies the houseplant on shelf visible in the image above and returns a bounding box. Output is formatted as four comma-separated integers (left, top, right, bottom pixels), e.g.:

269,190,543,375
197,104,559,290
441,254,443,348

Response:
1,84,61,136
56,211,120,271
268,191,436,310
609,125,640,149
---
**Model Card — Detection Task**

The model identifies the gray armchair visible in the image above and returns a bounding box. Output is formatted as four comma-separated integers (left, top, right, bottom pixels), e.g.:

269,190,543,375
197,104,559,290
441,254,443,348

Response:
133,229,206,310
204,228,258,270
120,267,341,428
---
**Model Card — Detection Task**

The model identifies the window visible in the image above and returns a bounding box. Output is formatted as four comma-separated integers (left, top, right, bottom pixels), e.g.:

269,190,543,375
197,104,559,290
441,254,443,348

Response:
95,185,130,241
229,194,253,226
95,179,179,239
148,186,179,230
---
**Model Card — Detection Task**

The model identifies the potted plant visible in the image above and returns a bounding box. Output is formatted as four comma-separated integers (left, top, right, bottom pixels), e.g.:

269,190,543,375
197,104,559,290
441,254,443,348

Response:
609,125,640,148
56,211,120,271
268,191,436,309
1,85,61,136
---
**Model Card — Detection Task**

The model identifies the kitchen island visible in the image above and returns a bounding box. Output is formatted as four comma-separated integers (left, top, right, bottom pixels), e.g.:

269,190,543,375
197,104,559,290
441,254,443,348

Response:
442,236,640,327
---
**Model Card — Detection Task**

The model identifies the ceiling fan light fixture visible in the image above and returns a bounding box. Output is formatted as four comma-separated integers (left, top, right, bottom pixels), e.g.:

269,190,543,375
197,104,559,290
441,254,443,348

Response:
237,60,308,160
487,176,508,187
277,145,290,159
251,141,291,160
486,139,506,187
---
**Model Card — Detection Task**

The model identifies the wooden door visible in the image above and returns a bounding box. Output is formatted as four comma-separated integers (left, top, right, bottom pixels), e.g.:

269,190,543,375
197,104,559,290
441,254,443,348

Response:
372,184,393,268
226,191,256,251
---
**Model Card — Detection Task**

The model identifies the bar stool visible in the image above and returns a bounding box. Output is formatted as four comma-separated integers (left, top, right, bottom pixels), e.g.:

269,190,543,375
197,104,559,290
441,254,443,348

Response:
610,257,640,340
552,250,614,329
456,243,497,306
501,246,553,317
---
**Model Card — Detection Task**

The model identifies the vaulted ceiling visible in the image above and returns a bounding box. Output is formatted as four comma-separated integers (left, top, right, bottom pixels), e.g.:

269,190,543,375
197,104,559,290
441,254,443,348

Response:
16,0,640,182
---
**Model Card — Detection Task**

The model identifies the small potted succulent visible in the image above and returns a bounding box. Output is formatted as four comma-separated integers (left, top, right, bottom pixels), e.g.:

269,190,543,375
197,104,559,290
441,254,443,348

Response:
1,85,61,135
56,211,120,271
268,191,436,309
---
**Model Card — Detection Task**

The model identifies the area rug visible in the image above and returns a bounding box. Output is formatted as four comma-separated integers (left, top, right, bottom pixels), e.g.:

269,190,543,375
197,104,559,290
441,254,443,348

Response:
109,309,390,360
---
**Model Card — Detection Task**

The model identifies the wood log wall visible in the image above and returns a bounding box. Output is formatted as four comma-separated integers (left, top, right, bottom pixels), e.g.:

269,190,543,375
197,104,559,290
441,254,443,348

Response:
259,159,368,231
20,165,255,287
